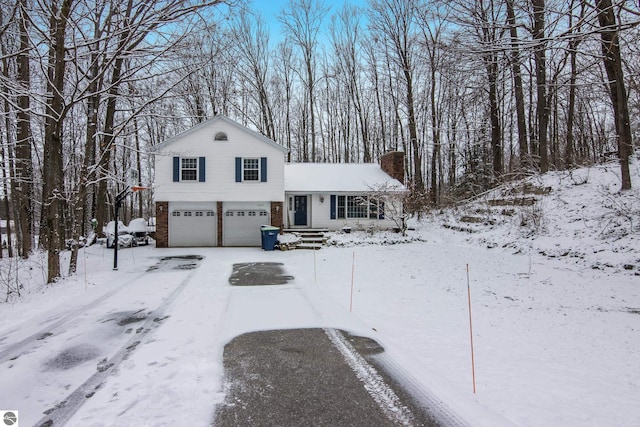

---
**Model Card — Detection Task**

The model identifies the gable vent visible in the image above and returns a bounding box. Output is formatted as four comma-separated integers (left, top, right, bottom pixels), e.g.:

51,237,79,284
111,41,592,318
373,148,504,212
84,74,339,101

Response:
214,132,228,141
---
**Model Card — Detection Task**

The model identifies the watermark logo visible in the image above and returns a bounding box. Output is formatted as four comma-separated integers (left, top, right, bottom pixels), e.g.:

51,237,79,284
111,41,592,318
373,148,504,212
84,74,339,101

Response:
1,411,18,427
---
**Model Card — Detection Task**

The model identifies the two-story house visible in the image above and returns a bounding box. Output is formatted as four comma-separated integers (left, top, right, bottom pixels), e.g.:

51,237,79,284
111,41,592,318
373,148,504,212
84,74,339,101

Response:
153,116,405,247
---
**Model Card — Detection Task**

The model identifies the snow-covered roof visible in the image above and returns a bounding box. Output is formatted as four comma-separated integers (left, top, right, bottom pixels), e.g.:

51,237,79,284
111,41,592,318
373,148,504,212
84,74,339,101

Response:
284,163,404,193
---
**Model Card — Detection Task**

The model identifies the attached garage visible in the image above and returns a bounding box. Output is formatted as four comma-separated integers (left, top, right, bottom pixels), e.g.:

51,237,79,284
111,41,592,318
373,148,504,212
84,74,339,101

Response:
223,203,270,246
169,202,217,247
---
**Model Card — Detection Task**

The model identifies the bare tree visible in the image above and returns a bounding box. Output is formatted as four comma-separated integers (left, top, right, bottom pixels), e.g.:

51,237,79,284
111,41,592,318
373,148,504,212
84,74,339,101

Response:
564,0,586,169
232,10,276,140
366,182,410,236
280,0,330,162
0,0,34,258
416,5,448,205
274,42,296,162
531,0,550,173
594,0,633,190
506,0,530,171
369,0,425,193
6,0,229,281
40,0,74,283
331,3,371,162
0,3,18,258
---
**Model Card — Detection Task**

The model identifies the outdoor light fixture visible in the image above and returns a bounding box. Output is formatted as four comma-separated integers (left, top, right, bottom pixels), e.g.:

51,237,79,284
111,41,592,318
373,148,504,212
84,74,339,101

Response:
319,195,325,203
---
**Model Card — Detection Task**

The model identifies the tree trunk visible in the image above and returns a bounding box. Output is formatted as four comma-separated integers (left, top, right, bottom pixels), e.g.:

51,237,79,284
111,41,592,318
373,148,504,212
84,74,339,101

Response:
484,56,502,179
1,48,15,258
307,57,317,162
41,0,74,283
1,146,13,257
506,0,529,171
406,72,424,192
595,0,632,190
134,116,143,217
429,63,439,204
69,26,103,274
96,0,134,234
565,43,578,168
533,0,549,173
15,0,34,258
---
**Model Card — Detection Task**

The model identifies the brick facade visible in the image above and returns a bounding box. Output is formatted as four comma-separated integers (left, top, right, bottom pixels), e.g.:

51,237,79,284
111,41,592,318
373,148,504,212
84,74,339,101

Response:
217,201,224,246
270,202,284,230
155,201,169,247
380,151,405,184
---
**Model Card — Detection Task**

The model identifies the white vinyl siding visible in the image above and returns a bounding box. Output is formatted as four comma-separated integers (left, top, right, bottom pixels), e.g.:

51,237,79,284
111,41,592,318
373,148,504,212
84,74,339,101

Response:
155,120,286,203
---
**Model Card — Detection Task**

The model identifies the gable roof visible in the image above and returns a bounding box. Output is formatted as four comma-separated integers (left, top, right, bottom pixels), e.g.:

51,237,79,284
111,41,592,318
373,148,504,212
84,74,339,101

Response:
284,163,405,193
152,115,288,153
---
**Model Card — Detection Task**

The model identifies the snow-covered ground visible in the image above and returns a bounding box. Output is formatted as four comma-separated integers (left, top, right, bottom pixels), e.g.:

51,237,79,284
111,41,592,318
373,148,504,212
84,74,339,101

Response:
1,163,639,426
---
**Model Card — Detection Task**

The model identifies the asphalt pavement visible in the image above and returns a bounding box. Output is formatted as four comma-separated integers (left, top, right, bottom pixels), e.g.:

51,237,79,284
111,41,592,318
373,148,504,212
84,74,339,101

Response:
215,262,443,426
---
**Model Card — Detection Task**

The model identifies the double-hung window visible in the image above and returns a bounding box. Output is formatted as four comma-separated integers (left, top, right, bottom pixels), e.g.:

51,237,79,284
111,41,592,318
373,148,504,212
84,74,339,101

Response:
181,158,198,181
243,158,260,181
173,156,205,182
235,157,267,182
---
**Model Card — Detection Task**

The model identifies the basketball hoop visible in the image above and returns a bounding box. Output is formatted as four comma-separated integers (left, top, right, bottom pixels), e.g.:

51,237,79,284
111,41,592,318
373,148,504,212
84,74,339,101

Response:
127,168,139,188
131,185,150,192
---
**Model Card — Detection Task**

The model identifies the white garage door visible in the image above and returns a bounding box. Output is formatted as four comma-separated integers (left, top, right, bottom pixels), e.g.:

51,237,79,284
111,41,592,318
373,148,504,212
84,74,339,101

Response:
169,208,217,247
223,209,270,246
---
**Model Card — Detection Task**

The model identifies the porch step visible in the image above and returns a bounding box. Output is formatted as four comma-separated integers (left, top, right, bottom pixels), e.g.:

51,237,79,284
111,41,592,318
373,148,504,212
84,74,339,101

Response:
282,228,329,234
299,236,325,243
296,243,323,250
281,228,329,250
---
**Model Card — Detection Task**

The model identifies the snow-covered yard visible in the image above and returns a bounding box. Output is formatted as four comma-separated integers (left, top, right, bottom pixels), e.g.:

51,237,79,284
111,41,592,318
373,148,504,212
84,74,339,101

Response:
1,164,639,426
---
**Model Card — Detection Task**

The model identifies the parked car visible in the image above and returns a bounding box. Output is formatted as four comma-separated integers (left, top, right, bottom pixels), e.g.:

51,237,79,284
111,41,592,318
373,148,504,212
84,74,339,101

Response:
65,236,86,250
104,221,134,248
127,218,150,246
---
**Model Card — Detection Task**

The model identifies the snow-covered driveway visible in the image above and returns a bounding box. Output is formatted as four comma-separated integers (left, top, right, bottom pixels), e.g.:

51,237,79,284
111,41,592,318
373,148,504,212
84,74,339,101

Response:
1,255,207,425
1,229,638,426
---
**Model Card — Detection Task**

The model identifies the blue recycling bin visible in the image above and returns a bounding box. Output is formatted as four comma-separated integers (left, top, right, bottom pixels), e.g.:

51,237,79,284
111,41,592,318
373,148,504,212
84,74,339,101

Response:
260,226,280,251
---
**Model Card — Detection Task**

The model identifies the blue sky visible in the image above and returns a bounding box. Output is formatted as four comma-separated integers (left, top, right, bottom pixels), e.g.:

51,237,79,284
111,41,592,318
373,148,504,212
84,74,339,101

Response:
247,0,369,43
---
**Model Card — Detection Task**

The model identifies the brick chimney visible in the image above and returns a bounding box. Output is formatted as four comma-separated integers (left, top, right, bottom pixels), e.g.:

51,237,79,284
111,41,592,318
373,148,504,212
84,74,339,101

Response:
380,151,405,184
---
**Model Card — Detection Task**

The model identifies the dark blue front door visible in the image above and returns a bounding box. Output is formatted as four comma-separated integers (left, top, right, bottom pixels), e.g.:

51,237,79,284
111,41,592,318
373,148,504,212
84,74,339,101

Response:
294,196,307,226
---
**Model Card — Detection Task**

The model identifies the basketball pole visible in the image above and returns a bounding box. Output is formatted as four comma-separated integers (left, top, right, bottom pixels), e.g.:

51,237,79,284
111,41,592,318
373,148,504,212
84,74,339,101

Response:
113,186,149,270
113,187,130,270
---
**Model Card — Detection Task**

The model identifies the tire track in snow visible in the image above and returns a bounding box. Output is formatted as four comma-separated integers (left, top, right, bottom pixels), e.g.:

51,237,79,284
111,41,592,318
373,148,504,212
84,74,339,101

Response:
0,271,149,364
373,351,474,427
297,283,419,425
298,284,472,426
33,267,200,427
324,327,416,426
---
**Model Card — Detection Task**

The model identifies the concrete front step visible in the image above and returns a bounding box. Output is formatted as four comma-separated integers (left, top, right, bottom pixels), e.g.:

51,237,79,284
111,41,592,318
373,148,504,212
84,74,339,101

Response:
296,243,323,250
281,228,328,250
282,228,329,234
300,236,326,243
